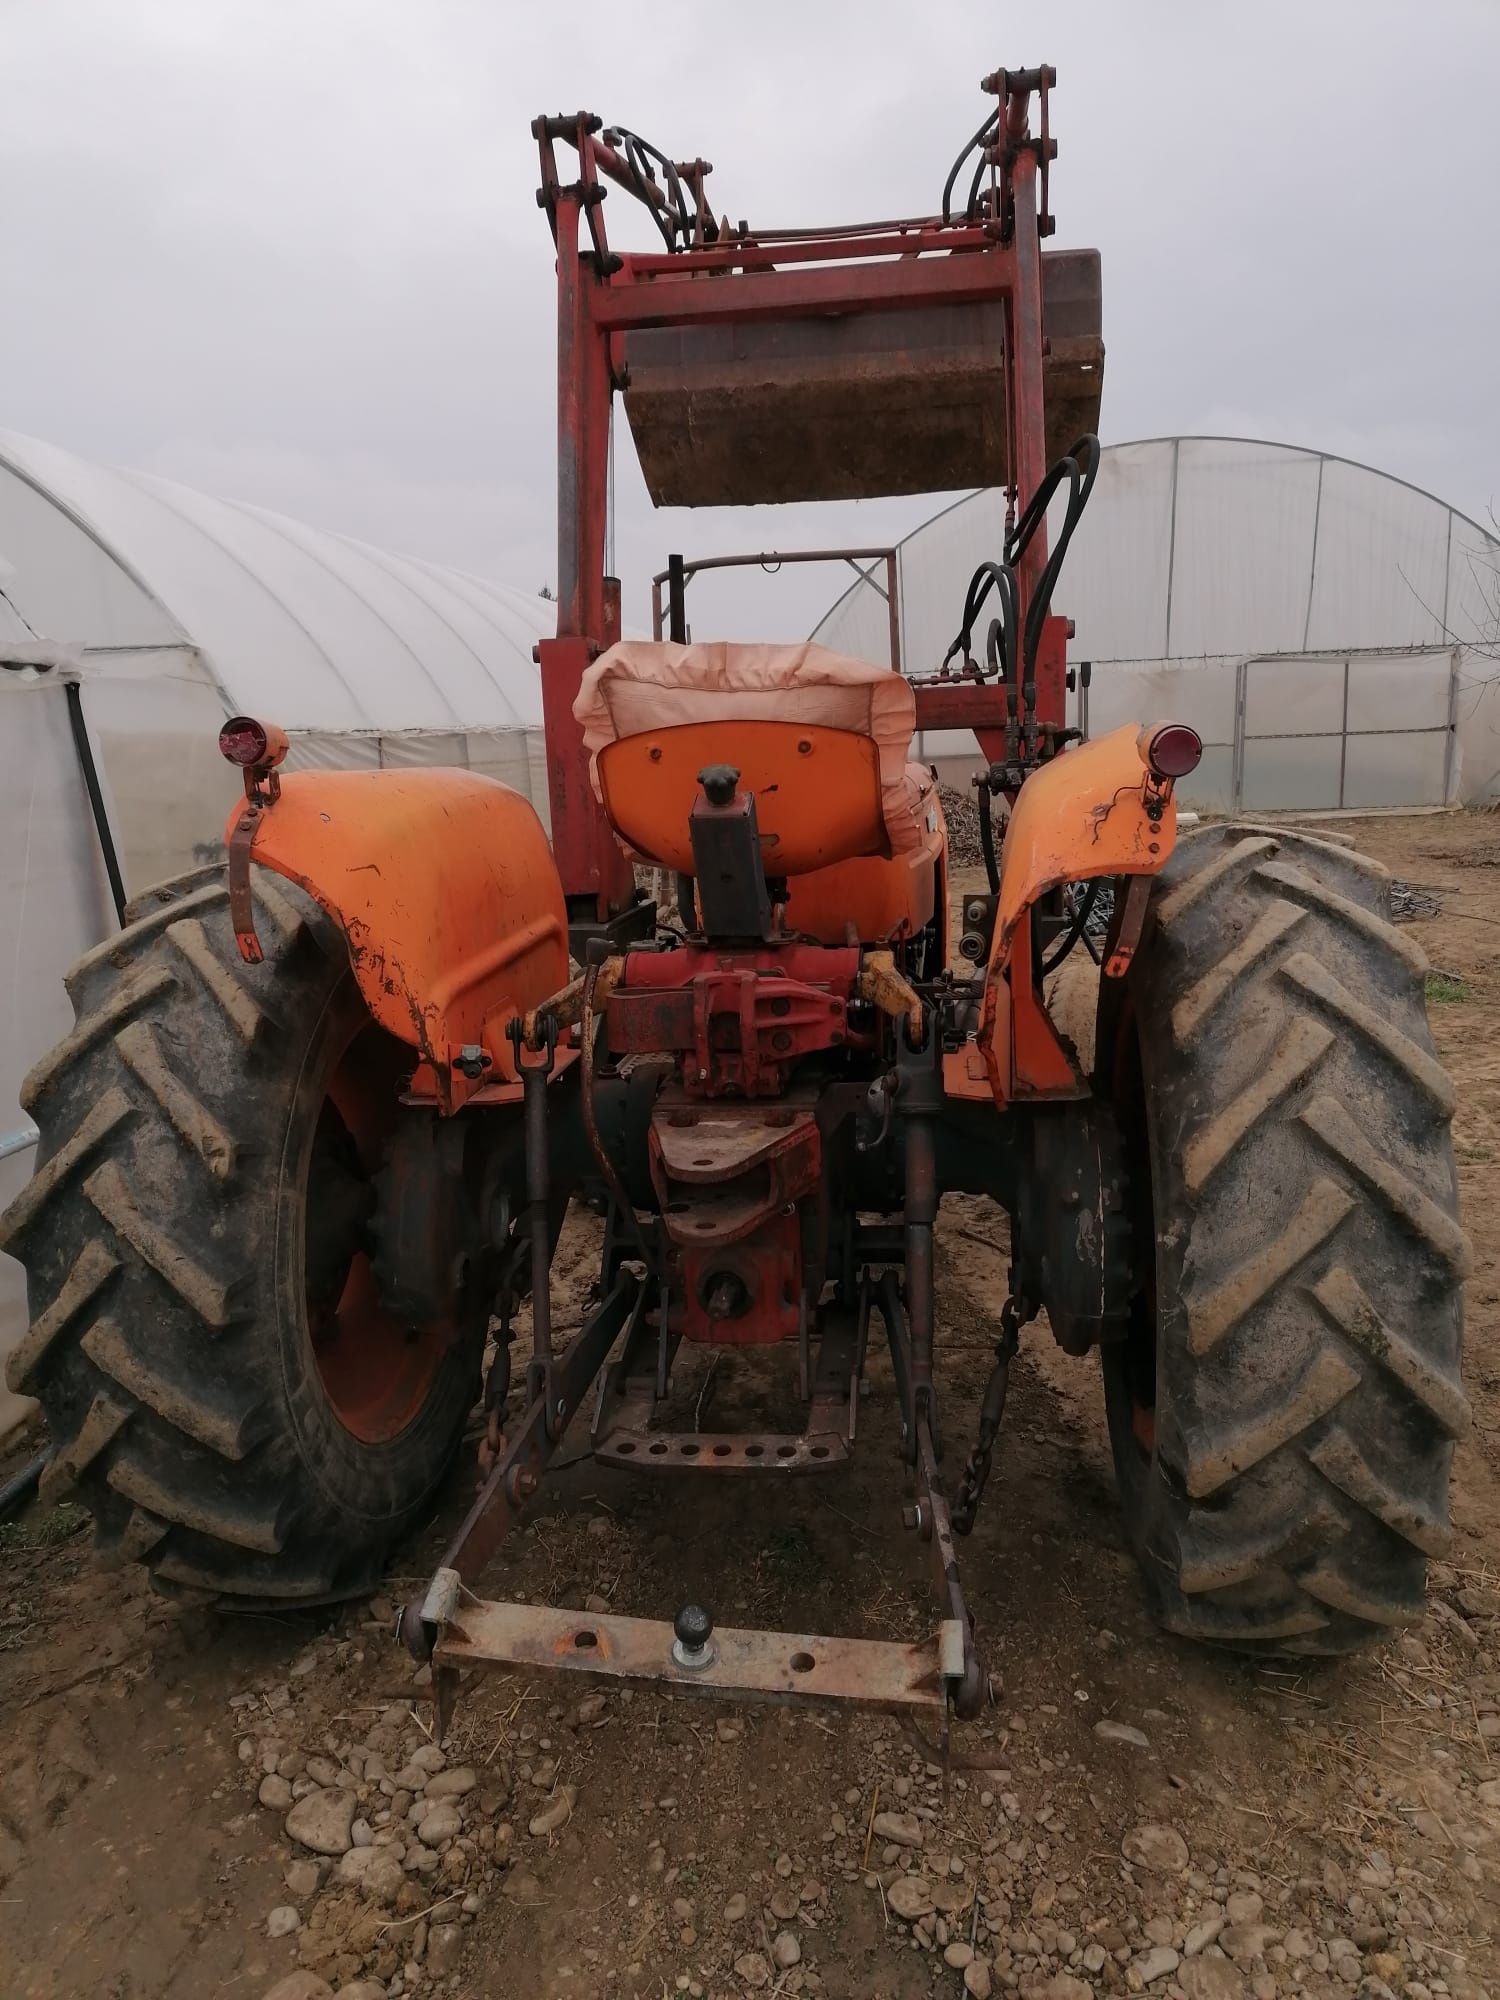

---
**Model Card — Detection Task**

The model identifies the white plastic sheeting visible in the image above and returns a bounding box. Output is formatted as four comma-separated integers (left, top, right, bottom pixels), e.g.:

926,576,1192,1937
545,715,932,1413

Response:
0,429,553,887
813,437,1500,810
0,428,551,1434
0,679,120,1436
0,430,548,730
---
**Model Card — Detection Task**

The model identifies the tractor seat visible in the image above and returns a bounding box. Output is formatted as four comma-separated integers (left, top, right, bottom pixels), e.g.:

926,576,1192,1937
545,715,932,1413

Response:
574,639,935,877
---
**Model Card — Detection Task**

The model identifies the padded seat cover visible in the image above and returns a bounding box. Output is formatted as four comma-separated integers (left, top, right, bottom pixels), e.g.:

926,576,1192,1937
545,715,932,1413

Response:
574,639,934,857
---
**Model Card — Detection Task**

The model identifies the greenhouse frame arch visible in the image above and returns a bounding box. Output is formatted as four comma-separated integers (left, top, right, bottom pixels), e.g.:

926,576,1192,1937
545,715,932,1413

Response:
812,435,1500,812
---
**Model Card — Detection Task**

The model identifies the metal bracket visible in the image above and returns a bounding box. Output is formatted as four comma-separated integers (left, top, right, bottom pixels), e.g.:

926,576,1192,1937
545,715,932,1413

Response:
937,1618,967,1683
400,1275,643,1661
1103,872,1152,980
227,764,281,965
914,1415,989,1720
420,1566,461,1630
432,1599,950,1721
228,802,265,964
592,1301,857,1474
594,1428,849,1474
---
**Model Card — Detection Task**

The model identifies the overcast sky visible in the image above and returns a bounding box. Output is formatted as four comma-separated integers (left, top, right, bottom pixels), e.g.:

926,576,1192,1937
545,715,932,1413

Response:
4,0,1498,644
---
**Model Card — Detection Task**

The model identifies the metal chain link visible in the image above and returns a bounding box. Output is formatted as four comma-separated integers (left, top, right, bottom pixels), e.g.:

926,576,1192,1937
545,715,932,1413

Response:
952,1296,1024,1535
478,1229,530,1470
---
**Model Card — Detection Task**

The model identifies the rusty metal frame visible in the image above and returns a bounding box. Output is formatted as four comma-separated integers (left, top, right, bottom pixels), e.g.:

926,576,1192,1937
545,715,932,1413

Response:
391,66,1097,1747
399,1274,645,1664
432,1599,958,1724
533,69,1059,936
649,546,903,677
592,1299,859,1472
401,1259,991,1743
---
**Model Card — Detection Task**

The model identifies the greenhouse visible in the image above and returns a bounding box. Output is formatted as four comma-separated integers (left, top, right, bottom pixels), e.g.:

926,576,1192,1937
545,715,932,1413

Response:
0,429,549,1430
813,435,1500,812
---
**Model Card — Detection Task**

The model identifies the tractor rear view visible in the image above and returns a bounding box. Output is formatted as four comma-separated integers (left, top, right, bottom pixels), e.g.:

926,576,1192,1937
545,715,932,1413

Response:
4,65,1469,1746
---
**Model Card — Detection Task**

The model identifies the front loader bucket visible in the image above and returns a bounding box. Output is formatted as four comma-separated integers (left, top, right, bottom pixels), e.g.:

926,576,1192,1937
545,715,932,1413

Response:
622,250,1103,506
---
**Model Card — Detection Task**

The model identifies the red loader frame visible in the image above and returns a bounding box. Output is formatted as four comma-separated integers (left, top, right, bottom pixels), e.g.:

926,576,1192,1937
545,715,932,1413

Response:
533,66,1099,950
386,66,1162,1755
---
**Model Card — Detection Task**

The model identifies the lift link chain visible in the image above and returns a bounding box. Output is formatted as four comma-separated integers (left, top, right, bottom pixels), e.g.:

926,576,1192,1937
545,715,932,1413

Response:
952,1297,1024,1536
480,1333,511,1472
478,1226,531,1471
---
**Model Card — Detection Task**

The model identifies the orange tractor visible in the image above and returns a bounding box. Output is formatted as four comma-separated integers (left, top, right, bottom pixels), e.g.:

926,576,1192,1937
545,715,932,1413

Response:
4,67,1468,1740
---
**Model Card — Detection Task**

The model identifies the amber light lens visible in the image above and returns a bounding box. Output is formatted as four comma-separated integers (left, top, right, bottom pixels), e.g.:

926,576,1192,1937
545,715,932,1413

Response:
1146,723,1202,780
219,716,269,766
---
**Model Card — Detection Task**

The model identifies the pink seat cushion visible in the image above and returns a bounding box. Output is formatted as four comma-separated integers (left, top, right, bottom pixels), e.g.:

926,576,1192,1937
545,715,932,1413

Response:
574,640,933,856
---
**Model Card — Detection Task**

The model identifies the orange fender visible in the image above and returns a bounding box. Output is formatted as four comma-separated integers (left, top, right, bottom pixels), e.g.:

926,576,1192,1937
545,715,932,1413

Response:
979,725,1178,1103
230,770,568,1106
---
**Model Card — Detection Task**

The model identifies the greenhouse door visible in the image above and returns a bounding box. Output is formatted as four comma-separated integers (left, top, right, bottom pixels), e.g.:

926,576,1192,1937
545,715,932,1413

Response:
1235,648,1458,811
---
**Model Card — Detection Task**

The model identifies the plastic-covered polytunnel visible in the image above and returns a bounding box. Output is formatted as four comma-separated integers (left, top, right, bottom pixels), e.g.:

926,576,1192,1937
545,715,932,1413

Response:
813,436,1500,812
0,428,549,1431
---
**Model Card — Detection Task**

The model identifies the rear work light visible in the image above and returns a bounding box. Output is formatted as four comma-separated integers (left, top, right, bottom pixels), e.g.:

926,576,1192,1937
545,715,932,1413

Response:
1143,722,1202,781
218,716,288,769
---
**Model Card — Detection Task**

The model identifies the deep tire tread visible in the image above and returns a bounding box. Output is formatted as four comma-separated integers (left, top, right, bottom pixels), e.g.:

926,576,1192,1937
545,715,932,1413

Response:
2,862,481,1606
115,1020,238,1179
1106,822,1468,1655
0,1090,134,1250
83,1159,234,1325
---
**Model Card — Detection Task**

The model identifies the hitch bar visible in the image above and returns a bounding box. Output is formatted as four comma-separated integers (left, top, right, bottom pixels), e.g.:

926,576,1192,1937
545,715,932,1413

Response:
399,1264,996,1745
399,1274,644,1659
428,1594,961,1722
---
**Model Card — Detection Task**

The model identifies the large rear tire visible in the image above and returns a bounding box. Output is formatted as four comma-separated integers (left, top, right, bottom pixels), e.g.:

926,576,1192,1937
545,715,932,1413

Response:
2,866,488,1603
1100,823,1471,1654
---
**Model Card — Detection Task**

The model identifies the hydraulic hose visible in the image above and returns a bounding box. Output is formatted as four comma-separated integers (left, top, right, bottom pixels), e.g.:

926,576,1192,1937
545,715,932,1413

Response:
1007,433,1101,683
942,108,1001,222
976,780,1000,895
940,433,1102,768
1040,878,1102,976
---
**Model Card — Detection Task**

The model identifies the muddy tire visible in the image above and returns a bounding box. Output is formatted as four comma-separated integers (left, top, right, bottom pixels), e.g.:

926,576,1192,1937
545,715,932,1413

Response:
1100,823,1471,1654
2,867,487,1604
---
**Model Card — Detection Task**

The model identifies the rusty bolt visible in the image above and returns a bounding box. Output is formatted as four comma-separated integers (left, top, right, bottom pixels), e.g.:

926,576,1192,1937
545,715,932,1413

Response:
513,1468,539,1499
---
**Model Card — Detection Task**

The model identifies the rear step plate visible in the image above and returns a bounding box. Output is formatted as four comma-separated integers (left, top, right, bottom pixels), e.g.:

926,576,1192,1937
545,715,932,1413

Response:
435,1598,954,1715
593,1427,849,1473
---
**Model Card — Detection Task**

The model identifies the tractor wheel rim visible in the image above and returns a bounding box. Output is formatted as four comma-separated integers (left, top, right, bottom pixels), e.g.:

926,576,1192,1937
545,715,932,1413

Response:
306,1022,449,1445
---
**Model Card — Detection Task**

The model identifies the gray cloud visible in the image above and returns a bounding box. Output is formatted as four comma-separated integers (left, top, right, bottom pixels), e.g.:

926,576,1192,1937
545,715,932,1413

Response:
3,0,1495,648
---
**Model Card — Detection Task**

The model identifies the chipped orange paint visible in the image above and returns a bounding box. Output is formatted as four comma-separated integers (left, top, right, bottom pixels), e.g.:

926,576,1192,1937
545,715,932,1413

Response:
979,724,1178,1104
229,769,568,1106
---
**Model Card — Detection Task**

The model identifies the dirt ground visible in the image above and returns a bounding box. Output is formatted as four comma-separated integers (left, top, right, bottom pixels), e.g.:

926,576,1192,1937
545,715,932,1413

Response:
2,810,1499,2000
